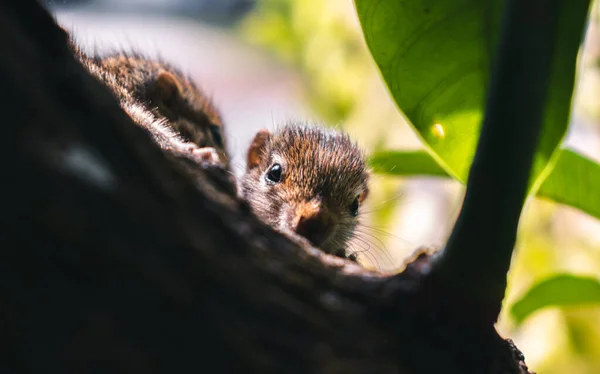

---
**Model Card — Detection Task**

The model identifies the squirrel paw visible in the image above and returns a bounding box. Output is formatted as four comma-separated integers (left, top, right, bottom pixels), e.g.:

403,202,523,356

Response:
189,147,220,167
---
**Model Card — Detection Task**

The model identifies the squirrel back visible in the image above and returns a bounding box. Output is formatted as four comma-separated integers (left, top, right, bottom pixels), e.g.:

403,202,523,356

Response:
69,38,235,196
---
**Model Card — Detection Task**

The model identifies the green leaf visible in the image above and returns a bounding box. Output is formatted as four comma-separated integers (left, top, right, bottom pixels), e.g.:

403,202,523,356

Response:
538,149,600,220
355,0,589,191
511,274,600,324
369,150,449,177
371,148,600,221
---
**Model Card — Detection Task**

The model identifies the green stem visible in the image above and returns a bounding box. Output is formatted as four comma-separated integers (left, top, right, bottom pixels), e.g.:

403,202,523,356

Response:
435,0,577,318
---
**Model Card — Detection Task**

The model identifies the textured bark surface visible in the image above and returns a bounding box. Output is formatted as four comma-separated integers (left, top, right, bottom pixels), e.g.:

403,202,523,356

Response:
0,1,532,373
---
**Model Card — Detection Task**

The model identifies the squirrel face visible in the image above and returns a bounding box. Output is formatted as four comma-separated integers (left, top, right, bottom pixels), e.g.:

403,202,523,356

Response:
147,70,226,156
242,124,369,259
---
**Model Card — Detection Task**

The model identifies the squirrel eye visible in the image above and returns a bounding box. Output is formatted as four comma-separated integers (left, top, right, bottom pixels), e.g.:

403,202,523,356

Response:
350,196,360,217
209,125,223,148
265,163,282,184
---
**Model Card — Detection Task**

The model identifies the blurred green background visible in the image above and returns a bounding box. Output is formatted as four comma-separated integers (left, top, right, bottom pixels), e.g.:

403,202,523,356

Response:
52,0,600,372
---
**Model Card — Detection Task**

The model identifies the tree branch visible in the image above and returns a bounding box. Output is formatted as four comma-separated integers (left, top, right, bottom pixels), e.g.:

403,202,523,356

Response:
0,0,536,373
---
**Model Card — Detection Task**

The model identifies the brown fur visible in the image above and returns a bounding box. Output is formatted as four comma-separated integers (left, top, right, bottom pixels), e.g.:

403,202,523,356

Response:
241,123,369,260
69,39,229,168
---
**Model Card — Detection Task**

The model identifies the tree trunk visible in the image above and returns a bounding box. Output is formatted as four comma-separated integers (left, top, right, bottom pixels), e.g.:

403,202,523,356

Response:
0,1,532,373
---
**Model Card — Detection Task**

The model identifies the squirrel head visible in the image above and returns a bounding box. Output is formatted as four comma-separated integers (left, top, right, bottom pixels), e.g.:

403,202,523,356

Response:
148,70,226,161
241,123,369,259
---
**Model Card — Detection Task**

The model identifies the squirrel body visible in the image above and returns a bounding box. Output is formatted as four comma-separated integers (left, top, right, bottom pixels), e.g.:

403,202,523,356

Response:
68,38,235,195
69,39,229,170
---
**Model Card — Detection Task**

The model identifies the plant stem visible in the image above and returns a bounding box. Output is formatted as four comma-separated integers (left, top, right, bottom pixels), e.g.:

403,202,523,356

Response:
434,0,572,317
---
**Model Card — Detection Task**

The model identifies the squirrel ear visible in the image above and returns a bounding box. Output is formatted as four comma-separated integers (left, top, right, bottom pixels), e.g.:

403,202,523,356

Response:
152,71,182,107
247,129,271,170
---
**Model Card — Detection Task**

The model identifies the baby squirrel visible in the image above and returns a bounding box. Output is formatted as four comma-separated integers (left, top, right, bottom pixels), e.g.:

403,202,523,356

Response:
241,124,370,261
68,37,367,260
68,39,231,183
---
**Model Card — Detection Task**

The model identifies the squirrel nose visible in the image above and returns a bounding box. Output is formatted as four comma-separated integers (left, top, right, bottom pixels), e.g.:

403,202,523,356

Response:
293,203,334,247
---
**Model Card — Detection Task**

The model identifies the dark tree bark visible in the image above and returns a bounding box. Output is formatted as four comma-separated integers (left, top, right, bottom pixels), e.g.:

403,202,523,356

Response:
0,1,533,373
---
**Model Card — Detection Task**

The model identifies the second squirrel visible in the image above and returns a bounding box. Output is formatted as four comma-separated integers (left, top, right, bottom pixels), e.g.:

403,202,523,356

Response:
68,38,236,195
70,40,229,168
